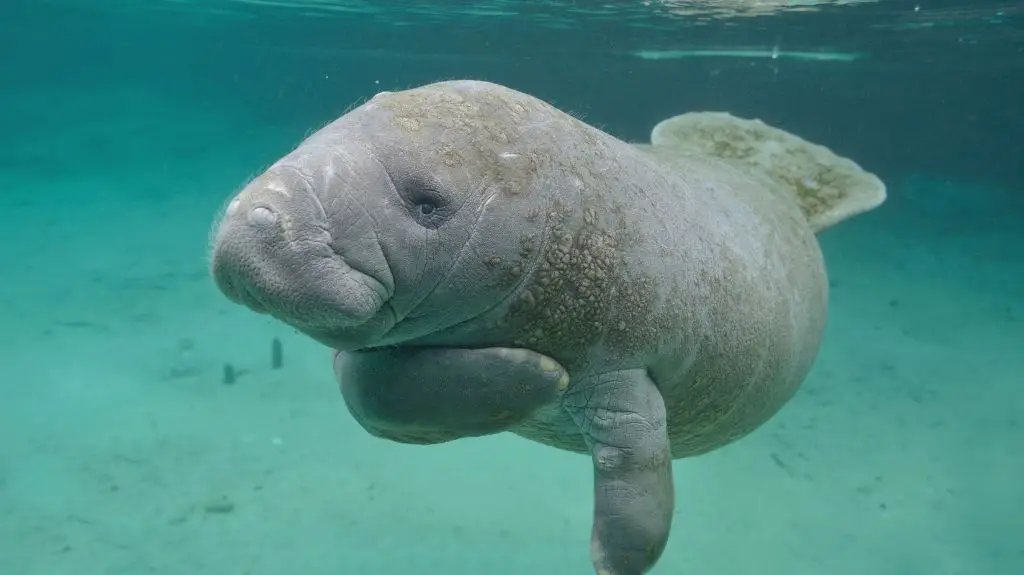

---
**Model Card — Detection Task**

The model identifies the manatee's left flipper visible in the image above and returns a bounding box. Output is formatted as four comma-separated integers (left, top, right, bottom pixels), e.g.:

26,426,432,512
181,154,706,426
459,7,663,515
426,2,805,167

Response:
563,369,674,575
334,347,569,445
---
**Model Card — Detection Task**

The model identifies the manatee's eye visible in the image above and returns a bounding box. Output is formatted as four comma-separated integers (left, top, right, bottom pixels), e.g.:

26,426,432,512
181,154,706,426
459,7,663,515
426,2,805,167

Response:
407,188,448,228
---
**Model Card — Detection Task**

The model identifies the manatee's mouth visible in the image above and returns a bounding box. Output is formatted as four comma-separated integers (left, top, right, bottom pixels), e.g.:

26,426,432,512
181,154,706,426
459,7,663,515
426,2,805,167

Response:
209,171,395,347
212,230,390,329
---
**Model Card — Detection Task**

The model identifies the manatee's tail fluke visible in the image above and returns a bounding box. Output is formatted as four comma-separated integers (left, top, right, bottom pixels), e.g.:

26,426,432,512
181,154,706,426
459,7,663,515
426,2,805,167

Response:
645,111,886,233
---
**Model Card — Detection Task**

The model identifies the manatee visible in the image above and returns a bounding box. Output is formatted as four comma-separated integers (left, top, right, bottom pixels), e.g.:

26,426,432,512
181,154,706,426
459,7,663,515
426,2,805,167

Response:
208,80,885,575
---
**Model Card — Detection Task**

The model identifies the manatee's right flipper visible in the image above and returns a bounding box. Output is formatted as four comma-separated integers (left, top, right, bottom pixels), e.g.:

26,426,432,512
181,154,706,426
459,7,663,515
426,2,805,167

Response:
646,111,886,233
563,369,674,575
334,347,569,445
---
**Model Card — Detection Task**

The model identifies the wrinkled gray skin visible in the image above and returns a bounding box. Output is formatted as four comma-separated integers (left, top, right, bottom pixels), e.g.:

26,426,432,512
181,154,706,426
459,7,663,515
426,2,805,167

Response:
209,80,827,575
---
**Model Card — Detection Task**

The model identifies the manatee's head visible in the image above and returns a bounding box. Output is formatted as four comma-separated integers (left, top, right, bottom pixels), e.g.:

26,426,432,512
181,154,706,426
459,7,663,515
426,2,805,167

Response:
209,80,582,351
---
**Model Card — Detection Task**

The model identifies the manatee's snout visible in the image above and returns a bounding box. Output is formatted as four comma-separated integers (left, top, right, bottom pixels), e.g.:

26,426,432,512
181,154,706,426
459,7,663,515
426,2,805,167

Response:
209,167,386,332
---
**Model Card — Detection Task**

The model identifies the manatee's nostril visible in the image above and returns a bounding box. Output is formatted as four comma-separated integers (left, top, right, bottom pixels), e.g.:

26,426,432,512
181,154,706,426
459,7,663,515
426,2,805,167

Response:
248,206,278,226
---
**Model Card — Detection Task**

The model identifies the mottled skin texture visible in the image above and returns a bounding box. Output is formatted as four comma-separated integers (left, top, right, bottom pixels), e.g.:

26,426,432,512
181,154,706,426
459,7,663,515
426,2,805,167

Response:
209,80,828,575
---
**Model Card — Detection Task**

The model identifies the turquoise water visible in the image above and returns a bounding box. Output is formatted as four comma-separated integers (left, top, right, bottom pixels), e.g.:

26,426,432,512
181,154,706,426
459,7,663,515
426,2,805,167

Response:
2,1,1022,573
